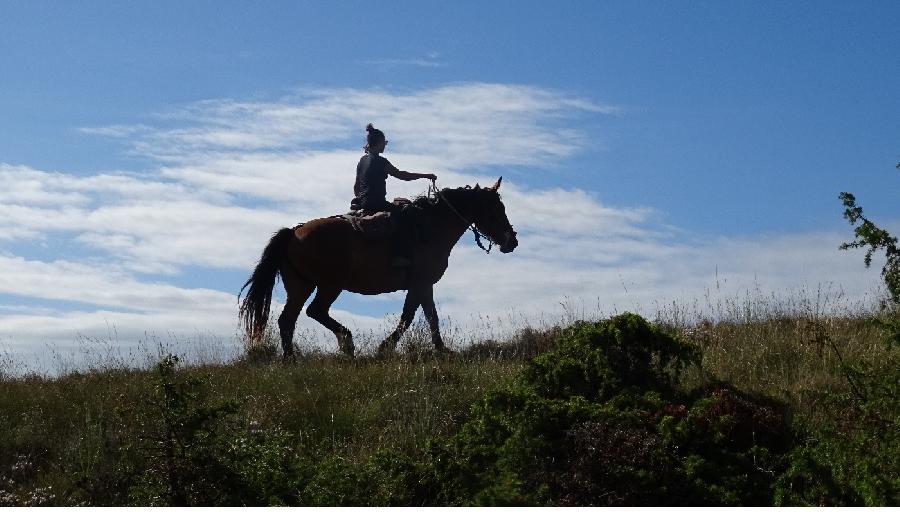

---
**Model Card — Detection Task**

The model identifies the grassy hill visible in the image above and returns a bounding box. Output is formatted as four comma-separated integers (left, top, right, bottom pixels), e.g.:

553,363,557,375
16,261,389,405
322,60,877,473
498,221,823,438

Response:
0,304,897,505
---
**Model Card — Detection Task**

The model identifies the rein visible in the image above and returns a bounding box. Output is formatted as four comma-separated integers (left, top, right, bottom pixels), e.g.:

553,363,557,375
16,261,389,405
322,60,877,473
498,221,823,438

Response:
428,182,493,254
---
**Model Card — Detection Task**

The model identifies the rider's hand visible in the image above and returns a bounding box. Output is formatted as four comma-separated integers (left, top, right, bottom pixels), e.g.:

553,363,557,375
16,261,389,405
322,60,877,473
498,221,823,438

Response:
425,173,437,182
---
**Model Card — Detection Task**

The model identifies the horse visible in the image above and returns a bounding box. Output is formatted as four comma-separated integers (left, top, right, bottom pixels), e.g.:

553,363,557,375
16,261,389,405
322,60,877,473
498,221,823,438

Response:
239,177,518,359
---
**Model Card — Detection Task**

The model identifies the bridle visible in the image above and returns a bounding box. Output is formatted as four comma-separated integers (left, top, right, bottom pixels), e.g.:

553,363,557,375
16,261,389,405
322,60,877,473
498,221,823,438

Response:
428,182,504,254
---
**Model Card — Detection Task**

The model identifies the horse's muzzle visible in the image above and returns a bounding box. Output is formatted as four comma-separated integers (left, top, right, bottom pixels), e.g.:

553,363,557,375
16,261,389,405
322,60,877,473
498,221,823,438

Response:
499,231,518,253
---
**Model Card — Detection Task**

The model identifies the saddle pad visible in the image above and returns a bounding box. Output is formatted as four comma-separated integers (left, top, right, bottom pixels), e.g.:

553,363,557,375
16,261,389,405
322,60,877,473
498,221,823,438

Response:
341,211,394,241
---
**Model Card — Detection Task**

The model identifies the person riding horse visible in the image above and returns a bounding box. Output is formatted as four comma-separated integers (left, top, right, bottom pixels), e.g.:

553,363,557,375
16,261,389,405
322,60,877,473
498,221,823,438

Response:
351,124,436,265
240,123,518,360
241,176,518,359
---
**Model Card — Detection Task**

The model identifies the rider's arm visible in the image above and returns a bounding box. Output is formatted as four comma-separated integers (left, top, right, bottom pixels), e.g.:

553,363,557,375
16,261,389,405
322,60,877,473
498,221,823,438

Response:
385,160,436,182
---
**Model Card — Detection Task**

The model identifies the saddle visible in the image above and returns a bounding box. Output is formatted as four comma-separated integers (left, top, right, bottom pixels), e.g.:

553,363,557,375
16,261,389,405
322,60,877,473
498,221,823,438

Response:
342,210,394,241
340,198,414,242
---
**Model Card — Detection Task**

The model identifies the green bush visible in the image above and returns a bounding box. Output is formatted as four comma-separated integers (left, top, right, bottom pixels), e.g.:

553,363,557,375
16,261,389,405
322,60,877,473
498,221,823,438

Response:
117,355,314,506
776,357,900,506
525,313,699,401
426,313,793,505
120,355,245,505
296,450,439,506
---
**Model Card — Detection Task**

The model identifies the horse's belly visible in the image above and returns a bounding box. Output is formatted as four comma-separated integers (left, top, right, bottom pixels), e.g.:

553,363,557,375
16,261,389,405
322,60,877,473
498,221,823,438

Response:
345,265,407,294
347,282,403,295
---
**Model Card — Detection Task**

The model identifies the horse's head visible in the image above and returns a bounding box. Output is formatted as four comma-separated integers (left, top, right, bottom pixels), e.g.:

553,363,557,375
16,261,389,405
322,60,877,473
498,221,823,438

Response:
470,177,518,253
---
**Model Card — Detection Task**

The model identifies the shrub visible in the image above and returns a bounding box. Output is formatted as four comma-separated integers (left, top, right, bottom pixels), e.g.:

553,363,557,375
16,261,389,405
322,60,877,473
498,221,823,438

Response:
775,356,900,505
120,355,245,505
427,313,794,505
296,450,438,506
525,313,699,401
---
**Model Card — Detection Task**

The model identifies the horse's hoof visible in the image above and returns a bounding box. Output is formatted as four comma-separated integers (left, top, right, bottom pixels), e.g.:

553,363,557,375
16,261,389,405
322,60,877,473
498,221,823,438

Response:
337,335,355,359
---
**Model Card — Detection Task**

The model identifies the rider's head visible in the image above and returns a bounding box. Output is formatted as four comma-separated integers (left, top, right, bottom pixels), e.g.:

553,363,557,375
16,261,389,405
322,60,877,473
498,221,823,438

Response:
364,123,387,154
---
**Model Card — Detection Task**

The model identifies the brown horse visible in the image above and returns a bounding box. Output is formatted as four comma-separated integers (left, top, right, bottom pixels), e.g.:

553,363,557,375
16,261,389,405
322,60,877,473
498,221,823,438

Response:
239,177,518,358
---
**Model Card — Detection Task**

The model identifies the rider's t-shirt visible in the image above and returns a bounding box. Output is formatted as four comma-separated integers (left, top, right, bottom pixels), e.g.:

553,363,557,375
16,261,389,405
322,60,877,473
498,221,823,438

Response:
353,154,391,212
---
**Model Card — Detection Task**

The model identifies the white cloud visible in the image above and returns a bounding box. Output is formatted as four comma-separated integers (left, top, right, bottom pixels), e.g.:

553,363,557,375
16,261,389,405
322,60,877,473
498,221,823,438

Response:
0,255,232,313
501,184,659,237
362,52,446,68
101,83,618,169
0,83,887,370
433,230,884,322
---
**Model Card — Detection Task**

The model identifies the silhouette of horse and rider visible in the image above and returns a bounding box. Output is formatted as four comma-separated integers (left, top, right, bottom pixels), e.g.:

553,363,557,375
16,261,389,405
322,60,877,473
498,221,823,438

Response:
240,124,518,359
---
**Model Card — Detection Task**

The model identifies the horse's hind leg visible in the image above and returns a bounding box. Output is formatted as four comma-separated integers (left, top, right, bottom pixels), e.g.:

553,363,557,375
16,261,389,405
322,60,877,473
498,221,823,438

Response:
306,286,354,357
278,265,314,360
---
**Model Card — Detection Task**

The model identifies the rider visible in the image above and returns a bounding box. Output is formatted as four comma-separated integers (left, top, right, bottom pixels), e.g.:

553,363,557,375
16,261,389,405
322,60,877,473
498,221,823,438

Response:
351,123,437,265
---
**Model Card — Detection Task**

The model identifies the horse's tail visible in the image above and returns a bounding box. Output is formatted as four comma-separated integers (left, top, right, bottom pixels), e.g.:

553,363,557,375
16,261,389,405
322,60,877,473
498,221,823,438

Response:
239,227,296,343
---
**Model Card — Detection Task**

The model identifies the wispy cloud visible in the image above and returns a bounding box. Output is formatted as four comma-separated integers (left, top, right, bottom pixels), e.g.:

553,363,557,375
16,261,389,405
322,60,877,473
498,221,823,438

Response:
0,83,884,366
95,83,619,168
362,51,446,68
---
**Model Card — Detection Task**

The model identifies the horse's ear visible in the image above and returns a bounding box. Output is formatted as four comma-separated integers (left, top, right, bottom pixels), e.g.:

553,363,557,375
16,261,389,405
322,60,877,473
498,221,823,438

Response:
474,183,481,190
490,176,502,191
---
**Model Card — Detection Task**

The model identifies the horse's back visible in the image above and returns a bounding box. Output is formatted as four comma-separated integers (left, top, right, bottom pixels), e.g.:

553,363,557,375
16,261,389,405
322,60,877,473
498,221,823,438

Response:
294,216,350,235
286,218,351,279
286,216,403,293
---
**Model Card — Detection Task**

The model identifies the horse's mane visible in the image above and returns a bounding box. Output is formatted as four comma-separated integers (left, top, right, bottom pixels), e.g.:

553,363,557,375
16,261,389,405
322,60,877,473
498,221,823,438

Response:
411,185,487,211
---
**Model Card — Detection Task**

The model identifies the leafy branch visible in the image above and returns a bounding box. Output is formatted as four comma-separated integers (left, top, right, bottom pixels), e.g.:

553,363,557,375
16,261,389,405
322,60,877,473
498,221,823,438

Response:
839,187,900,305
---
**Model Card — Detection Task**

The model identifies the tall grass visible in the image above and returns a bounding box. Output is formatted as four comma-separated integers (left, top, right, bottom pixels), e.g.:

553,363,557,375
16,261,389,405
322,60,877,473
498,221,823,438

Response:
0,289,896,505
652,285,891,420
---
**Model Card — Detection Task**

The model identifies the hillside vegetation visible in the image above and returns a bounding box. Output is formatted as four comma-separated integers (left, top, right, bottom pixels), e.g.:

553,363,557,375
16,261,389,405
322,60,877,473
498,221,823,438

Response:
0,300,898,506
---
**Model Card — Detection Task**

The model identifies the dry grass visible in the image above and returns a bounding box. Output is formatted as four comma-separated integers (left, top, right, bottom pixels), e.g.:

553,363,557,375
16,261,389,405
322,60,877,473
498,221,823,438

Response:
652,285,895,421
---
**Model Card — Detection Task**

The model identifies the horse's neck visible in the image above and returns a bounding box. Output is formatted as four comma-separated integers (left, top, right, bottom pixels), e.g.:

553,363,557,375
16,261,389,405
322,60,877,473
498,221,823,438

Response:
427,194,473,254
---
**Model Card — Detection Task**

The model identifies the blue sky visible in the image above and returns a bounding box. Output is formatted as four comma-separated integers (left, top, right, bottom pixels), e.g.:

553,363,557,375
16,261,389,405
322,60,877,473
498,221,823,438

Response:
1,1,898,367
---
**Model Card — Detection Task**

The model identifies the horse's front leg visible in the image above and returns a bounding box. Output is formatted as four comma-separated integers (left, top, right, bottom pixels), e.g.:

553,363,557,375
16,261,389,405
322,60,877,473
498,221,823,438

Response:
378,290,420,356
420,286,449,352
